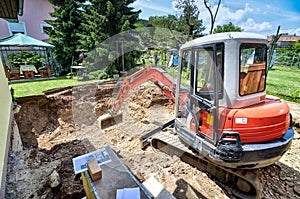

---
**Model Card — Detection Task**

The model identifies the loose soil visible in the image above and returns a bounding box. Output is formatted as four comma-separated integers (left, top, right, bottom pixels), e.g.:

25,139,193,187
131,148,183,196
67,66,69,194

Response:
5,81,300,199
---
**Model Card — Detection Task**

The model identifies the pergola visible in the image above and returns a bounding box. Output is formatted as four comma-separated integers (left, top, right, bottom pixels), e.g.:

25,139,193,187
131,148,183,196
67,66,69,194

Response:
0,33,54,69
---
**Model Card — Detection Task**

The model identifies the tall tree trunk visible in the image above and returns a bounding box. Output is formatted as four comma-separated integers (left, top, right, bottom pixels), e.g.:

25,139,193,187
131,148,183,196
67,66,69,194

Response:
204,0,221,34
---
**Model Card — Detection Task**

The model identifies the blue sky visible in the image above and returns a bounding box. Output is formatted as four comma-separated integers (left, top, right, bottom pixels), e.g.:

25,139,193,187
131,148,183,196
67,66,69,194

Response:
132,0,300,36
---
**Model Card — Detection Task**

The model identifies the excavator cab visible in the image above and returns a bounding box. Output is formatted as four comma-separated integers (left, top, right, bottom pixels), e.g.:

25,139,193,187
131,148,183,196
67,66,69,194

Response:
175,42,224,146
174,32,294,169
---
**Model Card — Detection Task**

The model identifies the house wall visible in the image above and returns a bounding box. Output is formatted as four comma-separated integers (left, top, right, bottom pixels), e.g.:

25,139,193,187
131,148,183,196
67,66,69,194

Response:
0,58,12,198
0,20,10,38
0,0,54,40
277,41,292,48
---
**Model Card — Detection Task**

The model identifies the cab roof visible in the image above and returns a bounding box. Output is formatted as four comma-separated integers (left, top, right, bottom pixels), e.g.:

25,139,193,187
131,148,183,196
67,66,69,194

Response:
181,32,267,50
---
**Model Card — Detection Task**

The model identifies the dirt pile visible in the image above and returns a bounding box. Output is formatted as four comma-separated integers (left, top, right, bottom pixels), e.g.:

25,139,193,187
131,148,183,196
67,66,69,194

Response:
6,81,300,199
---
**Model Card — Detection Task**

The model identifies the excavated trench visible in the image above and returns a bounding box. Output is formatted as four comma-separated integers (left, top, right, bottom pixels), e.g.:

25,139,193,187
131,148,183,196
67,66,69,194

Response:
5,81,300,199
6,82,115,199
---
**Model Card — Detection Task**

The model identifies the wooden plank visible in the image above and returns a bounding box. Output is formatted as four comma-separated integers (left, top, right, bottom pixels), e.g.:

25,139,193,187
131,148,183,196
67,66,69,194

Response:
240,63,266,95
0,0,9,17
0,0,18,19
247,62,266,71
8,0,18,18
82,172,97,199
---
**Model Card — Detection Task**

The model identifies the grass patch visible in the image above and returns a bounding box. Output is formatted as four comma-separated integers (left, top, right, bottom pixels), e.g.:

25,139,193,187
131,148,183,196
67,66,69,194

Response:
10,76,99,98
267,65,300,103
10,65,300,104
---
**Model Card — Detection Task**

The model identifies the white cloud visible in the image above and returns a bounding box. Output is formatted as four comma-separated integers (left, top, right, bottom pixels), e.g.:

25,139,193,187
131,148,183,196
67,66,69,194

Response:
171,0,178,11
173,1,255,28
138,0,295,35
213,3,254,25
240,18,273,32
197,2,275,34
197,2,250,26
281,28,300,36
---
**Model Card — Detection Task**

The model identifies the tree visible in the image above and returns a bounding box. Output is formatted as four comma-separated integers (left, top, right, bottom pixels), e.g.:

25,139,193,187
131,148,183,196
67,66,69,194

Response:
135,19,148,28
204,0,221,34
149,15,178,30
175,0,205,39
45,0,86,73
277,39,300,68
77,0,141,76
148,0,206,42
148,15,187,43
213,22,243,33
78,0,140,51
46,0,140,76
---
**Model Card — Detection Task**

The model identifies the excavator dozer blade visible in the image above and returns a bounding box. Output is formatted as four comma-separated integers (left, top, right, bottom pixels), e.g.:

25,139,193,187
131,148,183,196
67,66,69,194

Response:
98,112,123,129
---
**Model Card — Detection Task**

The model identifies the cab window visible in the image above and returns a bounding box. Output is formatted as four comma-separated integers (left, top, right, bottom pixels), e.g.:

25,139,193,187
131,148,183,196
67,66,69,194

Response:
195,43,224,99
239,44,267,95
195,47,214,94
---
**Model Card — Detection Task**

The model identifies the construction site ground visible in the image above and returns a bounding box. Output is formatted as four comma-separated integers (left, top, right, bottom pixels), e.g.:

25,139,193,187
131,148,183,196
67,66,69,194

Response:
5,80,300,199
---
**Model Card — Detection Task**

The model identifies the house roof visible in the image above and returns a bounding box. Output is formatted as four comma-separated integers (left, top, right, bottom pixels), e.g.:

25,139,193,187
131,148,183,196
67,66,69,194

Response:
0,0,24,22
0,33,54,48
268,35,300,42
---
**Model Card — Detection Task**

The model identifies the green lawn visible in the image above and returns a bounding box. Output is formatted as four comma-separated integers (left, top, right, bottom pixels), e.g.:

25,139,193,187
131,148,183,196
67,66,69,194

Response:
266,65,300,103
10,76,99,98
10,65,300,103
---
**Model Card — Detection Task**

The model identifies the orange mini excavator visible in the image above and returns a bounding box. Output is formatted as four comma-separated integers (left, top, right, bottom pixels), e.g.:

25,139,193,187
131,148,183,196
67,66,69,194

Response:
171,32,294,168
99,32,294,198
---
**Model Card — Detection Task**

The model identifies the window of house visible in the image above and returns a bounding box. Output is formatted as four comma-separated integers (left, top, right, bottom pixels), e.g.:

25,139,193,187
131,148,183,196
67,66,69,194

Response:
40,24,53,34
7,21,27,35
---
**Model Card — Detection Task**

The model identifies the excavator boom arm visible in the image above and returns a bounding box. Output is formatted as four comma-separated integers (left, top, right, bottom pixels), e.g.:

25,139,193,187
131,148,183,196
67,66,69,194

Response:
112,66,176,112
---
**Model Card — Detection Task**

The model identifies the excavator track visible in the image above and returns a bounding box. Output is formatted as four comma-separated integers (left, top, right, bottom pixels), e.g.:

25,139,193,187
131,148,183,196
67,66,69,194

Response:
148,129,263,199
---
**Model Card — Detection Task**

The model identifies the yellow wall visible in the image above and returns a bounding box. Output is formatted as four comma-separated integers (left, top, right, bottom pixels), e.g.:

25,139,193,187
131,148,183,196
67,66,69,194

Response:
0,58,12,197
